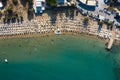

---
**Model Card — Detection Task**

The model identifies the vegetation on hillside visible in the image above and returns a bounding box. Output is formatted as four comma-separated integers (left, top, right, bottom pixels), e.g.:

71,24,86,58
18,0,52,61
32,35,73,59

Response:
0,0,34,22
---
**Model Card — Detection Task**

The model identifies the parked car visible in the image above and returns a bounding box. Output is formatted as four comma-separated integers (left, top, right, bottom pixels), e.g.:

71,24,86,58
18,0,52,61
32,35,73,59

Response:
103,8,111,15
99,9,103,12
114,13,120,22
106,11,111,15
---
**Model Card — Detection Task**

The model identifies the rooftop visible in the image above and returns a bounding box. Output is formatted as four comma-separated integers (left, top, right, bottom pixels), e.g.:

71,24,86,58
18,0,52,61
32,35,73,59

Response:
0,2,3,8
57,0,65,3
33,0,45,13
79,0,96,6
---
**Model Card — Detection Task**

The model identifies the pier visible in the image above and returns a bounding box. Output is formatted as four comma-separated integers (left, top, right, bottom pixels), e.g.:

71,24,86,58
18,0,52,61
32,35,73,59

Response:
106,31,116,50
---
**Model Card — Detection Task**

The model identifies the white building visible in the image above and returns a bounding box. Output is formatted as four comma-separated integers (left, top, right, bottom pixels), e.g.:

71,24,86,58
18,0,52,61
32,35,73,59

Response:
0,2,3,10
33,0,45,14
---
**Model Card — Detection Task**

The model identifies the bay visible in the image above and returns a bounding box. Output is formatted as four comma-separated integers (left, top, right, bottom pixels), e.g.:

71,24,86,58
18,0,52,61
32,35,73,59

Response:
0,35,117,80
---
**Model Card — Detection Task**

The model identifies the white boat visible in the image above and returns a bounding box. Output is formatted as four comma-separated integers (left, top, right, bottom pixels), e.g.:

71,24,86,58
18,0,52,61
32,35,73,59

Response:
4,59,8,63
54,28,61,35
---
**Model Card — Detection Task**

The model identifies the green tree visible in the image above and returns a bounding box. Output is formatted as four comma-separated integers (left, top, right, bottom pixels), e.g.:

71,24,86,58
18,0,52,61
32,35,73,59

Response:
6,5,13,14
4,5,13,15
83,17,89,24
83,17,89,27
107,21,114,30
46,0,57,6
28,8,34,12
99,20,104,25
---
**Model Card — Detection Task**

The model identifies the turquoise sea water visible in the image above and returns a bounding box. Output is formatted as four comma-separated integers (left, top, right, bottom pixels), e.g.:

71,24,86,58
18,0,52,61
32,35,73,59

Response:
0,35,118,80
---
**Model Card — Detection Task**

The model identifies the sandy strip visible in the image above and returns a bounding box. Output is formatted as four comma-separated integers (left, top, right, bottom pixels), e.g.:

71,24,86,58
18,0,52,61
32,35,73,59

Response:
0,31,108,44
0,32,74,39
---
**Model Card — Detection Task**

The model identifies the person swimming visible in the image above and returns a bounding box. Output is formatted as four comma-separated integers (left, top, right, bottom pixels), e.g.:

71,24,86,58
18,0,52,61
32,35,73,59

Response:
51,39,54,42
19,45,22,47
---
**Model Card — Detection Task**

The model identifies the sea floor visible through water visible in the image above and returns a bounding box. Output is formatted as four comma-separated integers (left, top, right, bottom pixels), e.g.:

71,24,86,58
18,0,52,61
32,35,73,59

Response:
0,35,119,80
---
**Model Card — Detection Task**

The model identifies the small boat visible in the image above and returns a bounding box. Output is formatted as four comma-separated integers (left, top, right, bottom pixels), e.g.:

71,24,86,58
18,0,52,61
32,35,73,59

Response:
4,59,8,63
55,28,61,35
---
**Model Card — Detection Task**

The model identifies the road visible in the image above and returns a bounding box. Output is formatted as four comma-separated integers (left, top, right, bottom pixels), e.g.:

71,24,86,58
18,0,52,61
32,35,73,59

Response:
76,0,117,22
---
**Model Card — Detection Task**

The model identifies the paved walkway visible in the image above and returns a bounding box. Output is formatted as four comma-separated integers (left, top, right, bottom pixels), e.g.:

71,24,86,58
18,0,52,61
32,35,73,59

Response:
76,0,117,22
95,0,115,21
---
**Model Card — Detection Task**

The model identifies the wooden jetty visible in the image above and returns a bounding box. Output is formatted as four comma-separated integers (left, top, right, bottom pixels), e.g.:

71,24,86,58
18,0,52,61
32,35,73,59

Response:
107,38,114,50
106,31,115,50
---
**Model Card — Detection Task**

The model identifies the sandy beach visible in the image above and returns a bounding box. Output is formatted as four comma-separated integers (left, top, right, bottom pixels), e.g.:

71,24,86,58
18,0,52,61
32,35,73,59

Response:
0,10,119,41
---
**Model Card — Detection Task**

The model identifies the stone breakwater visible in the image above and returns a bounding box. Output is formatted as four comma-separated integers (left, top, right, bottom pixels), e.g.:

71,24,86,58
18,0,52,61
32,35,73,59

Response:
0,19,120,40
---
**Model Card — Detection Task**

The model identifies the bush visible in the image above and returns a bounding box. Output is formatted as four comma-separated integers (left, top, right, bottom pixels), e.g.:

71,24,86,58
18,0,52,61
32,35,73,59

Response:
6,6,13,14
4,5,13,15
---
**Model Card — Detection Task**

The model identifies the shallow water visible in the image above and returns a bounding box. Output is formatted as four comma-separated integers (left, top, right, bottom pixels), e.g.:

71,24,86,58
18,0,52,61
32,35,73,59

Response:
0,35,118,80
